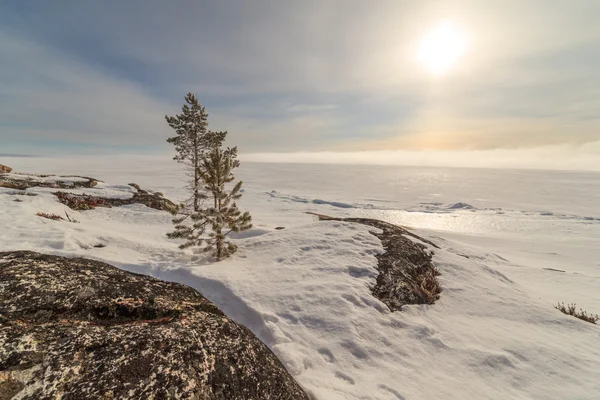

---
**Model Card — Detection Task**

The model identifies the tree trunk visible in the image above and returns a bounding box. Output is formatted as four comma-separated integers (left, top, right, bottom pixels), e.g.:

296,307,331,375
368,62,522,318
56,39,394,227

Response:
217,196,222,260
193,135,200,212
216,227,222,261
193,174,199,211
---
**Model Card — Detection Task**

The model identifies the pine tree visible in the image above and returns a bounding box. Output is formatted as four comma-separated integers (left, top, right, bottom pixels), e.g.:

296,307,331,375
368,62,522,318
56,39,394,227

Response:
166,93,226,212
167,146,252,261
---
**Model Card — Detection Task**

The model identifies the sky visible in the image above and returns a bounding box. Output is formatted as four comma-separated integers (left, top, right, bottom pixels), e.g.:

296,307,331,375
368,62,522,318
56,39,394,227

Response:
1,1,599,170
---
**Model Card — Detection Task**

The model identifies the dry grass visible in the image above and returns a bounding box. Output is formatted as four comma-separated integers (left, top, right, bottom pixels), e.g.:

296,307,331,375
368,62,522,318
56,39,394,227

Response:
35,211,79,223
555,302,599,324
36,212,64,221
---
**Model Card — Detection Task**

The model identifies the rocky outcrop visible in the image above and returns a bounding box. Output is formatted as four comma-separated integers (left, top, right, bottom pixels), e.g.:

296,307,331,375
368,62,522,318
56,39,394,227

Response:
125,183,178,212
53,185,177,213
0,251,309,400
0,173,98,190
0,172,176,213
0,164,12,173
308,213,441,311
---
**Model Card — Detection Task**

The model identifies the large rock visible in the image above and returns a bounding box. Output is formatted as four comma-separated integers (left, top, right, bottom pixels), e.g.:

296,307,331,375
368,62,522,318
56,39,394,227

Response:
0,251,309,400
0,164,12,173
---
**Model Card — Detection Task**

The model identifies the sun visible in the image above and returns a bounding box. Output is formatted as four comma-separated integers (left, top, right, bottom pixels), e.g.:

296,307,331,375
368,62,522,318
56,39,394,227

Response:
418,21,467,75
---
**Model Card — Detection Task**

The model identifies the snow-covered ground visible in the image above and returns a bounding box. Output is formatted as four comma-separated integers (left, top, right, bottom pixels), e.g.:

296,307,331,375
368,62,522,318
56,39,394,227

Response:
2,156,599,399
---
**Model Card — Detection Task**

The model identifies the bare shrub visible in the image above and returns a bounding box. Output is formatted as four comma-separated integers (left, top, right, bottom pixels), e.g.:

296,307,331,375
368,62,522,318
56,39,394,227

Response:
555,302,599,324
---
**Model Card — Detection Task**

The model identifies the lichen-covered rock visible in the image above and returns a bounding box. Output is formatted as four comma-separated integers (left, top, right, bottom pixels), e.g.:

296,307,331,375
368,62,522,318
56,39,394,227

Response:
307,213,441,311
0,251,309,400
0,164,12,173
344,218,442,310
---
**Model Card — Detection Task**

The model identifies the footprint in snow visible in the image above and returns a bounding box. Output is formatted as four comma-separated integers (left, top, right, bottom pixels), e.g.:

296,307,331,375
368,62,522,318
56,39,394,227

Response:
347,266,375,278
340,340,369,360
341,293,365,308
317,348,335,363
262,313,279,323
277,313,299,324
335,371,355,385
378,384,406,400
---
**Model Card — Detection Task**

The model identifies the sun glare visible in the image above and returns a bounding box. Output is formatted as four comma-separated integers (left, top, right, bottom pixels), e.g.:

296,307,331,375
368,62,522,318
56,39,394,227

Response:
418,21,467,75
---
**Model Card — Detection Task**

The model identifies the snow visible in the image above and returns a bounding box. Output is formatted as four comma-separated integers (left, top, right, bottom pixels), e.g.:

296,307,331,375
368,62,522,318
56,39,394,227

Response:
3,172,90,183
2,156,600,399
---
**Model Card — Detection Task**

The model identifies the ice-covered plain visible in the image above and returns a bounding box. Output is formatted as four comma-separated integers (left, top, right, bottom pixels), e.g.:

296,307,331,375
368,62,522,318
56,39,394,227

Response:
1,156,599,399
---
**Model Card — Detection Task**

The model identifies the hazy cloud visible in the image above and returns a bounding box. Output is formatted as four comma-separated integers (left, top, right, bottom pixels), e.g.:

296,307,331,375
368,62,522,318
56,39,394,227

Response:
242,141,600,172
1,0,599,165
0,31,172,153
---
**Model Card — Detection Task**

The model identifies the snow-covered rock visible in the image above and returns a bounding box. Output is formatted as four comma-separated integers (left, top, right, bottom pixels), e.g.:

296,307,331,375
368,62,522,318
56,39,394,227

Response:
0,251,309,400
